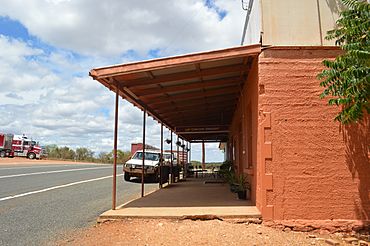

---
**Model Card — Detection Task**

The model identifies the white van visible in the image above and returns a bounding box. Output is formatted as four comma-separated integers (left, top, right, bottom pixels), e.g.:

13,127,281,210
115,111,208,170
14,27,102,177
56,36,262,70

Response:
123,150,177,182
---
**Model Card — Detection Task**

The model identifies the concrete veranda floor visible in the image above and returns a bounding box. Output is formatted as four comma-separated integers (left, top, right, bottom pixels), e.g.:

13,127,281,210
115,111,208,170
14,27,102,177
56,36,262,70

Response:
99,177,261,220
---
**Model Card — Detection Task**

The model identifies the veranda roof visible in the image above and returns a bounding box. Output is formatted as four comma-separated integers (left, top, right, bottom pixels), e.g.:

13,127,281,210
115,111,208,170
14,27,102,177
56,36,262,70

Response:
90,44,261,142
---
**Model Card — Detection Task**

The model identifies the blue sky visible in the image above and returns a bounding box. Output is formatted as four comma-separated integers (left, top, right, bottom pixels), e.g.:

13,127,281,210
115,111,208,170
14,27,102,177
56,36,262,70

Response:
0,0,260,162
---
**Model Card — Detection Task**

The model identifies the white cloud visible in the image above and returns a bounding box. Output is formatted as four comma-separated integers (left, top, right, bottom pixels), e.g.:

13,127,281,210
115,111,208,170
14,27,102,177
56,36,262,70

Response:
0,0,259,57
0,0,258,162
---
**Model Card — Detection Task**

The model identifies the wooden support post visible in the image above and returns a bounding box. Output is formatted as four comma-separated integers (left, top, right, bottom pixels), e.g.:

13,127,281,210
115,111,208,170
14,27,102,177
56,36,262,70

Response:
185,142,188,179
202,140,205,170
170,130,173,184
189,143,191,166
112,83,119,210
141,109,146,197
176,135,179,182
182,140,186,180
160,123,163,188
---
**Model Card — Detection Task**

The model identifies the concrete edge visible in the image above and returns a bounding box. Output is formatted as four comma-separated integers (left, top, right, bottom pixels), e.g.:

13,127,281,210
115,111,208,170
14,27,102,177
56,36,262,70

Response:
98,213,262,223
98,183,169,221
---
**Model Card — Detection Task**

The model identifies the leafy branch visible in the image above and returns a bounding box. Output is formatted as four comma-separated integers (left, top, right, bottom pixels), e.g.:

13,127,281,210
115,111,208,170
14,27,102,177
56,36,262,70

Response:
318,0,369,124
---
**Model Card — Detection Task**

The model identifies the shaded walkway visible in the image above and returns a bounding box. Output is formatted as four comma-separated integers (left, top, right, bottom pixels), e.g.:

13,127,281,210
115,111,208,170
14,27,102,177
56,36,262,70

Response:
99,178,261,220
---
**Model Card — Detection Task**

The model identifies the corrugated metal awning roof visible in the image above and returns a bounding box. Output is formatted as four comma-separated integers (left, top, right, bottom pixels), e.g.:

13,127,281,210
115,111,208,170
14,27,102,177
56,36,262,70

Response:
90,44,261,142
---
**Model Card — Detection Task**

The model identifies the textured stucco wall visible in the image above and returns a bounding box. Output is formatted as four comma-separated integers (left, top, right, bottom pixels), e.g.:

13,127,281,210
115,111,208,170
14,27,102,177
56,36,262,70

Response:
257,47,369,224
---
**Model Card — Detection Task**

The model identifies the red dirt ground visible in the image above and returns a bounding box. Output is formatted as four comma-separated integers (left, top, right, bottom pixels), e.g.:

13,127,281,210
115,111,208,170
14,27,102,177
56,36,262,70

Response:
54,219,369,246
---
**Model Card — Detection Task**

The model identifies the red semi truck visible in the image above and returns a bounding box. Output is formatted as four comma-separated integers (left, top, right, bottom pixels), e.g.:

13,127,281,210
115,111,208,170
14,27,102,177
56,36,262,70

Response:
0,133,44,159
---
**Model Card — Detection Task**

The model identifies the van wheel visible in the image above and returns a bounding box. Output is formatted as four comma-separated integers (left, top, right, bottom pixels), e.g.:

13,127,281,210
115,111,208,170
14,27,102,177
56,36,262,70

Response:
28,152,36,159
124,172,131,181
0,151,5,158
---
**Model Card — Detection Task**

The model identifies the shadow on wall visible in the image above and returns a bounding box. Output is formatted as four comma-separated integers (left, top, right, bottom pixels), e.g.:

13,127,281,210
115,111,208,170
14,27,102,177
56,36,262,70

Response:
325,0,346,15
324,0,346,30
342,116,369,221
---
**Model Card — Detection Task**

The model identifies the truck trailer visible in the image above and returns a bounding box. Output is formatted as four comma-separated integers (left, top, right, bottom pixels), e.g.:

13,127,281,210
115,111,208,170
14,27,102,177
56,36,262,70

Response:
0,133,14,158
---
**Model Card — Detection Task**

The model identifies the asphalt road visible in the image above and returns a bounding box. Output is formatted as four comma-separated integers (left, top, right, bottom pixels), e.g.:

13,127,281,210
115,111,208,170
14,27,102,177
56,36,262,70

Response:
0,163,158,246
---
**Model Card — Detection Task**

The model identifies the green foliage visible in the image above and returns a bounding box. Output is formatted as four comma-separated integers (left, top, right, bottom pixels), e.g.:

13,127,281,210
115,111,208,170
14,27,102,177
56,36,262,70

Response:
98,151,112,164
116,149,132,164
45,144,131,164
219,160,233,171
218,160,236,183
46,145,75,160
318,0,370,124
190,160,222,169
75,147,94,161
236,174,250,191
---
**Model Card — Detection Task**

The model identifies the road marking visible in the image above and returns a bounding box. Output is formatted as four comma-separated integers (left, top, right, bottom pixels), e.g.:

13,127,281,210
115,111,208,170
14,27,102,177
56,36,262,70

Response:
0,164,110,170
0,166,113,179
0,174,123,202
0,164,72,170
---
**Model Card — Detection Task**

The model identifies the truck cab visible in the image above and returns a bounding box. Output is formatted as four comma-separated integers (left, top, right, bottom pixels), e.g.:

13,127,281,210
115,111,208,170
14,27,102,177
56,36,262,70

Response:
12,135,43,159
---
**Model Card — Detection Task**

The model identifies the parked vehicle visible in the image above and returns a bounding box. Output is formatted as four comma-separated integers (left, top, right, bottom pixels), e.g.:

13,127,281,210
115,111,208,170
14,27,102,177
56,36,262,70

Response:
0,133,14,158
123,149,177,182
0,133,45,159
11,135,44,159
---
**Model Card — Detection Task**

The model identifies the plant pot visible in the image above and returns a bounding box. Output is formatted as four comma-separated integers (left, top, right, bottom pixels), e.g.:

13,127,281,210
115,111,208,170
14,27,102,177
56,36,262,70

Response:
237,190,247,200
230,183,239,193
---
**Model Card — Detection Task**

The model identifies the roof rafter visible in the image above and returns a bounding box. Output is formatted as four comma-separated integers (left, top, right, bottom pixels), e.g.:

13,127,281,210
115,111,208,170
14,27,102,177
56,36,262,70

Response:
122,64,248,89
144,86,240,105
132,76,242,97
157,102,236,115
152,96,238,111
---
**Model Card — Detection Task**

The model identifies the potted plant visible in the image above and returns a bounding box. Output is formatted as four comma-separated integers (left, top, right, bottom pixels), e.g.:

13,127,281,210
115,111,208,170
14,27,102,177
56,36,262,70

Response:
227,171,239,193
219,160,233,181
236,174,250,200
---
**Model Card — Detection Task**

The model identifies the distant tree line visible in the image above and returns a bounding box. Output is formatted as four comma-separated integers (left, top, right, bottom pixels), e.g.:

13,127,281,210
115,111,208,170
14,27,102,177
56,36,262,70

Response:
190,160,223,169
45,144,131,164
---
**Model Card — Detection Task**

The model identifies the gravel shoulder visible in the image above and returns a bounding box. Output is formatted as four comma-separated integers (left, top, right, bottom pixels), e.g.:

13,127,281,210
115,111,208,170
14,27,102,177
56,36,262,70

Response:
53,219,358,246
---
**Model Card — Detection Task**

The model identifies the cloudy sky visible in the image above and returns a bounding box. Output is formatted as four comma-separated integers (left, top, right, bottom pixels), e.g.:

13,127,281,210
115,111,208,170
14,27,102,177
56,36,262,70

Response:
0,0,260,162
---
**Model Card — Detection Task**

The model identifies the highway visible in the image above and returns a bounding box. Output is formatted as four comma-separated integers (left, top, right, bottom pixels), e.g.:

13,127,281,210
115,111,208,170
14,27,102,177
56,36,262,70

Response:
0,163,158,246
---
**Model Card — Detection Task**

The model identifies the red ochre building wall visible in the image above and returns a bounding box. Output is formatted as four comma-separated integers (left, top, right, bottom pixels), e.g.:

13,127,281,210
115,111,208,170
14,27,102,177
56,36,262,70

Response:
229,56,259,205
256,47,369,227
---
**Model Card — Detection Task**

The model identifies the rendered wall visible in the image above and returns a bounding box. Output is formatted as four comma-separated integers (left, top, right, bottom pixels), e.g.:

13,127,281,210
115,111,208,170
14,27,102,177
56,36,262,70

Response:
260,0,345,46
257,47,369,227
229,57,259,204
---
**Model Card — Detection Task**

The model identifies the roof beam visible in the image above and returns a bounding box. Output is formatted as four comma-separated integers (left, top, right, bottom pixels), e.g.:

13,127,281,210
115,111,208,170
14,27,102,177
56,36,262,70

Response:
176,125,229,130
141,82,239,102
160,106,235,119
190,139,226,143
144,86,240,105
150,92,238,109
152,96,237,111
123,64,248,89
132,76,242,97
177,130,229,134
158,102,236,115
167,112,233,124
104,78,176,131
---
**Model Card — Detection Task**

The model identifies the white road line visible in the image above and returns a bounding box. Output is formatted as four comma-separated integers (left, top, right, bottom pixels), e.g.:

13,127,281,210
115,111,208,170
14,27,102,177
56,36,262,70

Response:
0,166,112,179
0,165,72,170
0,174,123,202
0,164,110,170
